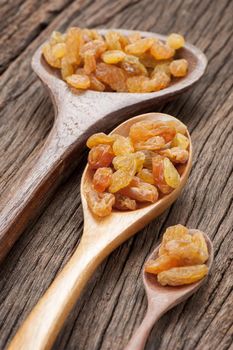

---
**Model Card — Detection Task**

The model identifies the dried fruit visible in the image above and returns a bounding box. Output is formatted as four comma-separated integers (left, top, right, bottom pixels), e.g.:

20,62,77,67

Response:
167,33,185,50
109,169,133,193
152,155,173,194
134,136,166,151
113,155,137,175
114,193,136,211
120,180,158,203
112,135,134,155
151,40,175,60
86,133,115,148
102,50,126,64
44,28,188,92
96,63,127,92
125,38,154,55
170,59,188,77
145,255,181,274
86,189,115,217
157,265,208,286
163,157,181,188
171,133,189,149
66,74,90,89
88,144,114,169
93,167,112,192
160,147,189,164
137,168,155,185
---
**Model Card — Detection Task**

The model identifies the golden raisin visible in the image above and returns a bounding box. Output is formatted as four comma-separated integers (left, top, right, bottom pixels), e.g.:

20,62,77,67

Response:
157,265,208,286
93,167,112,192
86,189,115,217
66,74,90,89
88,144,114,169
169,59,188,77
114,193,137,211
167,33,185,50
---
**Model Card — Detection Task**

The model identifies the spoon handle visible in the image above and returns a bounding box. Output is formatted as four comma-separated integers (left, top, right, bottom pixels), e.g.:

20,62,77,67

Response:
8,238,105,350
125,306,163,350
0,120,83,262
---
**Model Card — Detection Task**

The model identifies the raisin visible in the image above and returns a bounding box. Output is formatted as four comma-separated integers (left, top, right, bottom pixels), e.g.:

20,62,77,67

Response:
86,133,115,148
160,147,189,164
83,53,96,74
163,157,181,188
66,74,90,89
42,43,61,68
89,75,106,91
137,169,155,185
96,62,127,92
105,31,122,50
109,169,133,193
86,189,115,217
167,33,185,50
171,133,189,149
165,240,208,265
61,58,74,79
157,265,208,286
112,155,137,175
102,50,126,64
159,224,191,256
125,38,155,55
112,135,134,156
152,155,173,194
170,59,188,77
114,193,137,211
88,144,114,169
134,136,166,151
151,62,171,78
93,167,113,192
150,40,175,60
52,43,66,59
145,255,181,274
120,181,158,203
121,55,148,76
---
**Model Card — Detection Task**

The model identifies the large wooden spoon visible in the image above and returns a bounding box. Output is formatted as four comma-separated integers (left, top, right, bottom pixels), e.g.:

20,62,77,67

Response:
8,112,192,350
0,29,206,262
125,230,214,350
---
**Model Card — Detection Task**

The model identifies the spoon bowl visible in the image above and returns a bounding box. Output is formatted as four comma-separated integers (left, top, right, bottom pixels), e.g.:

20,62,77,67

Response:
8,112,192,350
125,230,213,350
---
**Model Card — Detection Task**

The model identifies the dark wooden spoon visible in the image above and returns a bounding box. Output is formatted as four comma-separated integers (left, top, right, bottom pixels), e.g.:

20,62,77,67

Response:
0,29,207,262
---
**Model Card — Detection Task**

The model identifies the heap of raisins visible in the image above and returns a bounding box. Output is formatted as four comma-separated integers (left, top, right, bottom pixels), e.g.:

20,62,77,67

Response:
85,118,190,217
43,29,188,93
145,225,209,286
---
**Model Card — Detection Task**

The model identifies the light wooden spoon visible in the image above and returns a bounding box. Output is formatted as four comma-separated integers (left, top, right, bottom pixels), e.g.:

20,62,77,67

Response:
125,230,213,350
0,29,207,262
8,112,192,350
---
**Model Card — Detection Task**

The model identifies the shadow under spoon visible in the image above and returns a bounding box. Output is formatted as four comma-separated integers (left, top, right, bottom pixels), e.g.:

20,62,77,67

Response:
0,29,207,262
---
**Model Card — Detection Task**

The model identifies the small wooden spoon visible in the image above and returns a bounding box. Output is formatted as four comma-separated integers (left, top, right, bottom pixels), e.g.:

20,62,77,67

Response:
8,112,192,350
125,230,213,350
0,29,207,262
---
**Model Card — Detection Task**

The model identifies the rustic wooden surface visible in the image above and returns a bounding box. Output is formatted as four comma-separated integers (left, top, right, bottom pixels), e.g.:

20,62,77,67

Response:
0,0,232,349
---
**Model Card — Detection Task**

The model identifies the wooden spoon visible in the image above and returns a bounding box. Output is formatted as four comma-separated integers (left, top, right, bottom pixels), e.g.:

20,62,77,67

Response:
8,112,192,350
125,230,213,350
0,29,206,262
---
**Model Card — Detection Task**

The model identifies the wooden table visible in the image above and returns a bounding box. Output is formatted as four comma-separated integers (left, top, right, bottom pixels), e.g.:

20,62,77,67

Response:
0,0,232,349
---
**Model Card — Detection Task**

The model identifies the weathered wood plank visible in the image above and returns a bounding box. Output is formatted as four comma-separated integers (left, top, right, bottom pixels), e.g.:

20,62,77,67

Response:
0,0,232,349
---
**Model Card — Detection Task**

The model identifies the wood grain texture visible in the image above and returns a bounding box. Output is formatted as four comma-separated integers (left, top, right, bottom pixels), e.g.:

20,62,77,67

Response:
0,0,232,350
